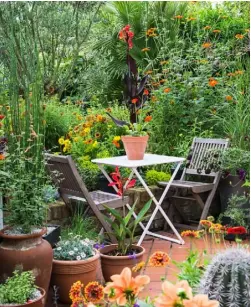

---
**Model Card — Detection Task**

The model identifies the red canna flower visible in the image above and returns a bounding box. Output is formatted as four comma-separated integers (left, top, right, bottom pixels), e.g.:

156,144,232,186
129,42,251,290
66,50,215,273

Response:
0,115,5,120
227,226,247,235
143,89,149,95
119,25,134,49
108,167,136,196
131,98,138,104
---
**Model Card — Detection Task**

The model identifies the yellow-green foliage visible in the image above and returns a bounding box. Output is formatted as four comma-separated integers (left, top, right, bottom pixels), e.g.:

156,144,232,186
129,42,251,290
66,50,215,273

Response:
145,169,171,186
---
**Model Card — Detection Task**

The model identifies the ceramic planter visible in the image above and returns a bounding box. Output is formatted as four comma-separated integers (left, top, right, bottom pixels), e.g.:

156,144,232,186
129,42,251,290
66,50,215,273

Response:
99,244,145,282
51,250,100,304
121,135,149,160
0,287,46,307
0,227,53,296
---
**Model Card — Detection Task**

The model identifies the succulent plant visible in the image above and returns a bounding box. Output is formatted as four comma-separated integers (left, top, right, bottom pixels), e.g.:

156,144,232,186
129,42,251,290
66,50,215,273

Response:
198,247,250,307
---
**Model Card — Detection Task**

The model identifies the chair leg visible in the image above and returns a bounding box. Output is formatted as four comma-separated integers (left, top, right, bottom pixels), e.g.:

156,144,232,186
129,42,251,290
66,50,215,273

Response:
197,188,217,230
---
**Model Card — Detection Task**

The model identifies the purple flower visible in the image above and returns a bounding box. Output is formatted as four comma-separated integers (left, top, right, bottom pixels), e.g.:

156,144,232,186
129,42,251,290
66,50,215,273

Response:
237,168,246,180
133,304,140,307
93,243,100,249
129,252,137,259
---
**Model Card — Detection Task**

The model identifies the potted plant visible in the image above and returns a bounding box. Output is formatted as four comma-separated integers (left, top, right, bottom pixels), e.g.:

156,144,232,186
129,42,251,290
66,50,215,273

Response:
106,25,153,160
0,270,46,307
51,236,99,304
99,198,151,282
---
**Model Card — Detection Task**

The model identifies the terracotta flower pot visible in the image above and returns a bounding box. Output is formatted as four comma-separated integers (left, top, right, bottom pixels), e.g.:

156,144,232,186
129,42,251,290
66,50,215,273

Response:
0,227,53,296
0,287,46,307
51,251,100,304
121,135,149,160
99,244,145,282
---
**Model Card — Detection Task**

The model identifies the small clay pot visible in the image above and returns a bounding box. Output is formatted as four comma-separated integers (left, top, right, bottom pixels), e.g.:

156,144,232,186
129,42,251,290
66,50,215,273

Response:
121,135,149,160
99,244,145,282
0,227,53,296
0,287,46,307
51,251,100,304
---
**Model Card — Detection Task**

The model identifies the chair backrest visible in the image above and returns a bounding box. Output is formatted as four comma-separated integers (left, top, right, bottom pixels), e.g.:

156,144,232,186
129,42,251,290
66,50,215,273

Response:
45,154,90,201
181,137,229,180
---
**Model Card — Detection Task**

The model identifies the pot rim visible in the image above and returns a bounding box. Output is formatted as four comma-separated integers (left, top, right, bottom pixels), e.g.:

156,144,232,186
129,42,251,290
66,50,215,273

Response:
0,287,46,307
0,226,47,240
99,244,145,259
53,249,100,264
121,135,149,140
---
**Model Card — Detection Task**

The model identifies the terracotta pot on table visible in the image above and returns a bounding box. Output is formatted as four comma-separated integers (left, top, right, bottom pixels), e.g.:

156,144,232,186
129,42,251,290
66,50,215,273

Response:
121,135,149,160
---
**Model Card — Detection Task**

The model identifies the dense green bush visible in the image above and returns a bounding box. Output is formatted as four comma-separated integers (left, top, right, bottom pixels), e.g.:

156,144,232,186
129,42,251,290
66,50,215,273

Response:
145,169,171,186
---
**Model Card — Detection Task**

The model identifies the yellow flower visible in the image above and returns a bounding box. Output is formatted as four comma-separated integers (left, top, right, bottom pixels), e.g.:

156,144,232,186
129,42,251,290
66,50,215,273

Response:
225,95,233,101
113,136,121,142
149,251,170,267
92,141,98,148
74,137,80,142
202,42,212,49
235,34,244,39
84,127,90,134
203,26,211,30
132,261,145,273
141,47,150,52
58,137,64,145
96,114,103,122
160,60,169,65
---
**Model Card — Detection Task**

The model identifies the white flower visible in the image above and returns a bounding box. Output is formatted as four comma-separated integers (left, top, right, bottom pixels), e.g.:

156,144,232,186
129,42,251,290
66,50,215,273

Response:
69,251,74,256
85,238,90,243
81,241,88,246
57,247,62,251
76,256,81,261
81,252,86,258
74,247,78,252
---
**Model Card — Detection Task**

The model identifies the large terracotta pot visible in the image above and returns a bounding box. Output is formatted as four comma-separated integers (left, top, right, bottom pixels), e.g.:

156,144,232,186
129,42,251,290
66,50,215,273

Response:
100,244,145,282
51,250,100,304
0,287,46,307
121,135,149,160
0,227,53,296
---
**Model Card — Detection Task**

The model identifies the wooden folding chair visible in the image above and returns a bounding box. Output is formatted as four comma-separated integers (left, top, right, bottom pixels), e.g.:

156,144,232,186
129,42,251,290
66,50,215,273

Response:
158,138,229,230
45,154,128,243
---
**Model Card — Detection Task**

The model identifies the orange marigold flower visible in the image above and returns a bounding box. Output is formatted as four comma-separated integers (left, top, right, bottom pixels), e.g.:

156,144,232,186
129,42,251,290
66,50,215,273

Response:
213,29,221,33
149,251,170,267
200,220,212,228
163,88,171,93
208,78,218,87
144,115,152,122
204,26,211,30
141,47,150,52
143,89,149,95
202,42,212,48
225,95,233,101
131,98,138,104
84,282,104,303
95,133,101,138
132,261,145,273
181,230,200,238
235,34,244,39
174,15,183,19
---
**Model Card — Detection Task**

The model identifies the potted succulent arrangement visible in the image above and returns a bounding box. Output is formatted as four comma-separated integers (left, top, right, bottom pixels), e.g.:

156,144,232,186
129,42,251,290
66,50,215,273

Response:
106,25,153,160
0,270,46,307
51,236,99,304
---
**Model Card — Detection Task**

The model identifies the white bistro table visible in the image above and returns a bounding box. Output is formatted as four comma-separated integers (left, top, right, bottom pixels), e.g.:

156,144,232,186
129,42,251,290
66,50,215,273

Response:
92,154,185,245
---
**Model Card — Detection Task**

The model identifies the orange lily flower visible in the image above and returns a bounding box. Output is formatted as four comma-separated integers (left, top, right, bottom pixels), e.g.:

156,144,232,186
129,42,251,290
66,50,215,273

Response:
104,267,150,306
183,294,219,307
155,280,193,307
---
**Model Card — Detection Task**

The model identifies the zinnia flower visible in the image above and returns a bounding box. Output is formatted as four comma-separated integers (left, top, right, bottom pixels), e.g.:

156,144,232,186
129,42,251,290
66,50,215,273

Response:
164,88,171,93
155,280,193,307
202,42,212,48
144,115,152,122
208,78,218,87
149,251,170,267
183,294,219,307
235,34,244,39
84,282,104,303
104,267,150,306
131,98,138,104
225,95,233,101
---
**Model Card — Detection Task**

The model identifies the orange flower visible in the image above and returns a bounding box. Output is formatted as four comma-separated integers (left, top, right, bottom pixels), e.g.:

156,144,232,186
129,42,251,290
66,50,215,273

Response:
132,261,145,273
141,47,150,52
144,115,152,122
235,70,244,75
146,28,157,36
212,29,221,33
0,114,5,120
131,98,138,104
84,282,104,303
204,26,211,30
225,95,233,101
187,17,196,21
149,251,170,267
143,89,149,95
84,139,93,145
152,82,160,87
164,88,171,93
200,220,212,228
227,72,235,77
0,154,5,160
151,96,157,102
112,140,120,148
155,280,193,307
69,281,83,301
160,79,166,83
174,15,183,19
202,42,212,48
145,70,153,75
235,34,244,39
208,78,218,87
183,294,219,307
181,230,201,238
103,267,150,306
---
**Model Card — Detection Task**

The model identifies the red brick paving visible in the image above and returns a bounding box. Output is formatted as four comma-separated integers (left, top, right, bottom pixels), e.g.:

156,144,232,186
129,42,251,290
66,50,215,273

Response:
46,232,249,306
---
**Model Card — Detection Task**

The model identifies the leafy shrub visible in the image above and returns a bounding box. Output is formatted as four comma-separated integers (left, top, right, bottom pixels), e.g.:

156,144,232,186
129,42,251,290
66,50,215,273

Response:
53,237,96,261
145,170,171,186
0,271,37,304
77,158,100,191
42,185,60,203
